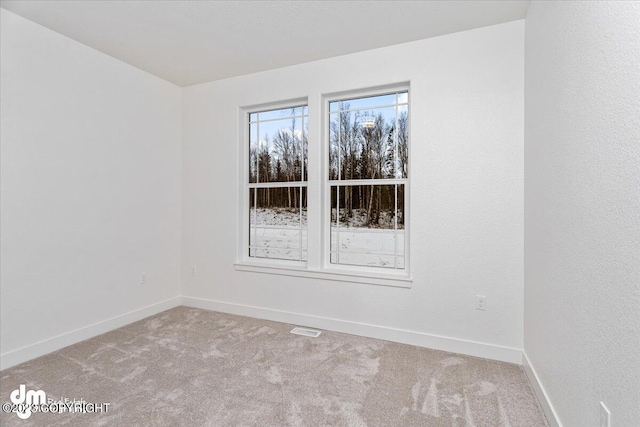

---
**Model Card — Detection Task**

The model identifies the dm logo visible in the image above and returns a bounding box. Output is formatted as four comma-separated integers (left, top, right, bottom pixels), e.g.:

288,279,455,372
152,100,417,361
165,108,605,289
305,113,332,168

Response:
10,384,46,419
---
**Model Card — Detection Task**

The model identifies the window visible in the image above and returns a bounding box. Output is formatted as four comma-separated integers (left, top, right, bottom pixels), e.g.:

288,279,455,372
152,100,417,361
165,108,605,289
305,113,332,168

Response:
238,87,410,286
248,105,308,261
328,91,408,270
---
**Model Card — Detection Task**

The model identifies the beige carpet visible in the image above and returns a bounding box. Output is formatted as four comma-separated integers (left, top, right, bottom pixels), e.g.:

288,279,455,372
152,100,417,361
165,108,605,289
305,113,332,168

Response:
1,307,548,426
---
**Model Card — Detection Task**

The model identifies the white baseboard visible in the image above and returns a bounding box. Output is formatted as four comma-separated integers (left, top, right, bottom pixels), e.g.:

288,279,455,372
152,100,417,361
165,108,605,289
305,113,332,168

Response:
522,351,562,427
181,296,523,364
0,296,181,370
1,295,524,370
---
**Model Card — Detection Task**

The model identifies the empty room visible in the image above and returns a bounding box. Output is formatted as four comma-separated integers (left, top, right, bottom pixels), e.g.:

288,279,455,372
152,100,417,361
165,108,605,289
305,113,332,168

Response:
1,1,638,426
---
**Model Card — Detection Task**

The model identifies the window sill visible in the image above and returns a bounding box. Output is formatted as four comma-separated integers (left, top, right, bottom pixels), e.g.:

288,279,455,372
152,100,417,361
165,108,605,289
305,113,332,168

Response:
234,262,412,288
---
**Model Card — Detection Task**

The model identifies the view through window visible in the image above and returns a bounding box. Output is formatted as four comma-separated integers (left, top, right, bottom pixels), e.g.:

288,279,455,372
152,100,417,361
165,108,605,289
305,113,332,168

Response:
329,91,408,269
248,105,308,261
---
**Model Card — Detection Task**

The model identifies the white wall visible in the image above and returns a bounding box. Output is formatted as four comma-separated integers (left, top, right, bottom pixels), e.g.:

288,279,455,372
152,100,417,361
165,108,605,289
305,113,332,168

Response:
525,2,640,426
181,21,524,361
0,9,182,369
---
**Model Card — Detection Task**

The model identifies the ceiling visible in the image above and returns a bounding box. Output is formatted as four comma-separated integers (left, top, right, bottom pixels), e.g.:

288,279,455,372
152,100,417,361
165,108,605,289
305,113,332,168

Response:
0,1,530,87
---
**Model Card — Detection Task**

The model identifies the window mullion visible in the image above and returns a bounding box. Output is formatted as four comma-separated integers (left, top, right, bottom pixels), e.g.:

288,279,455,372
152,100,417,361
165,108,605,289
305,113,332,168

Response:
305,94,322,269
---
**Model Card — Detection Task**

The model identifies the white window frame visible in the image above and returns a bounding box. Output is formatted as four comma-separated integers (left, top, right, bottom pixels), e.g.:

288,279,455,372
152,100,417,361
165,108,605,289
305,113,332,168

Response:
237,98,309,269
322,85,410,277
235,85,412,288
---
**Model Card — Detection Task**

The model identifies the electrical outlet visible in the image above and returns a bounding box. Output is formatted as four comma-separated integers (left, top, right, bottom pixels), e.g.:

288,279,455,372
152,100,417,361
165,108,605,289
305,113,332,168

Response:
140,272,147,285
599,402,610,427
476,295,486,311
190,265,197,276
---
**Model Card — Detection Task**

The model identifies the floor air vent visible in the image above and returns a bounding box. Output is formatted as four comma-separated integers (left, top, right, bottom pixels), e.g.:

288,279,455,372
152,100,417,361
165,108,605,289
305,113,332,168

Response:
290,327,322,337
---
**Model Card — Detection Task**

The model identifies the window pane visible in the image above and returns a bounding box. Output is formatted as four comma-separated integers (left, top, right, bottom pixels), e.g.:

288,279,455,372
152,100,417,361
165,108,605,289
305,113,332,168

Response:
249,122,258,183
357,107,395,180
249,188,256,255
301,186,308,260
335,93,397,111
396,104,409,179
329,113,340,180
330,184,405,269
329,254,404,269
326,91,408,271
331,184,396,230
249,106,308,183
249,187,307,261
397,184,405,232
302,116,308,182
328,98,408,181
251,113,307,183
336,253,397,269
339,111,361,181
257,106,306,122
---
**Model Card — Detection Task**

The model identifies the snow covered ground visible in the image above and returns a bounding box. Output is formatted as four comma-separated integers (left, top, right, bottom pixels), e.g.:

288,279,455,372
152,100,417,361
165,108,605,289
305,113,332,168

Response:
330,228,405,269
250,208,404,268
250,208,307,227
331,208,404,230
249,208,307,260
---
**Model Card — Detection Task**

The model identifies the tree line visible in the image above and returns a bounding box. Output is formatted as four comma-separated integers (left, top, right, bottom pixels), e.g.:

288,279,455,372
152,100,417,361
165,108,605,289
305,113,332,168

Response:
329,108,408,226
249,106,408,227
249,116,308,210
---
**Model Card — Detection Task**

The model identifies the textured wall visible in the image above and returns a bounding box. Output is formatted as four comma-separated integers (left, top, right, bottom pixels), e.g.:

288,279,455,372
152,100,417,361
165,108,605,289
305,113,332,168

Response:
181,21,524,354
0,10,182,363
525,1,640,425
